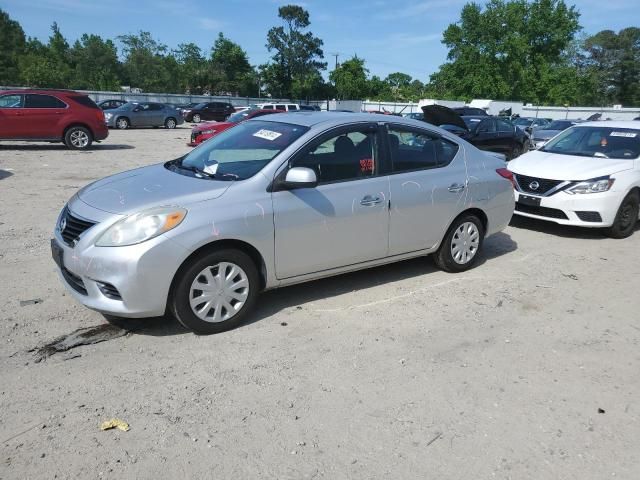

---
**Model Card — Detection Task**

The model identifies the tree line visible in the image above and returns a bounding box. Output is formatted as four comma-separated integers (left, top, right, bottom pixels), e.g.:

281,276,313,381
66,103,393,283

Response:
0,1,638,106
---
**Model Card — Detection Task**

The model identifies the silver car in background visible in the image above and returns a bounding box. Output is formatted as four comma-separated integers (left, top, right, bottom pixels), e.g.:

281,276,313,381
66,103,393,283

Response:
104,102,184,129
51,113,514,334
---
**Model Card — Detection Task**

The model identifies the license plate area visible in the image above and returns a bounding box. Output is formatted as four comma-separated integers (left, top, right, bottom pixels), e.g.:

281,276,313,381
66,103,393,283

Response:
518,194,541,207
51,239,64,269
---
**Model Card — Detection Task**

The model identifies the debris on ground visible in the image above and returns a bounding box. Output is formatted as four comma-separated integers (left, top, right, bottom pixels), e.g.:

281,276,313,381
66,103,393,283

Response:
100,419,130,432
20,298,43,307
32,324,128,363
562,273,579,280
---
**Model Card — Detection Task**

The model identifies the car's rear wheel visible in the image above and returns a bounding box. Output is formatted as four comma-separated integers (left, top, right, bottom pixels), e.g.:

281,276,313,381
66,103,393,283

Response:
603,192,639,239
192,114,201,123
64,126,93,150
165,117,177,129
170,249,260,334
433,213,485,272
116,117,129,130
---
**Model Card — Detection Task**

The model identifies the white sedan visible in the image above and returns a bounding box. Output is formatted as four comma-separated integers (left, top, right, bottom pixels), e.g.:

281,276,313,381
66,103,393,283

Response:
508,121,640,238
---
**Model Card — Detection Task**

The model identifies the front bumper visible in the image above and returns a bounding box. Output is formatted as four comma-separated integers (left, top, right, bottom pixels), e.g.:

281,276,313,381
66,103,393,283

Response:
52,213,191,318
513,189,621,227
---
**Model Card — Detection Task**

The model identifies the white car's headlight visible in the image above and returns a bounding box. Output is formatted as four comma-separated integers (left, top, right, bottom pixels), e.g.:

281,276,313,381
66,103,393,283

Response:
95,206,187,247
104,113,113,120
567,177,614,195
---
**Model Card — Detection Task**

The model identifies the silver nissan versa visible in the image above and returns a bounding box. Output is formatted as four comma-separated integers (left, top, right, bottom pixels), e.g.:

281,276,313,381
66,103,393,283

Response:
52,113,514,334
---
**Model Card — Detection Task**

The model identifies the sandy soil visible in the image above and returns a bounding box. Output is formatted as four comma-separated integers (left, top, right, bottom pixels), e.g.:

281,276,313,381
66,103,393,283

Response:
1,128,639,479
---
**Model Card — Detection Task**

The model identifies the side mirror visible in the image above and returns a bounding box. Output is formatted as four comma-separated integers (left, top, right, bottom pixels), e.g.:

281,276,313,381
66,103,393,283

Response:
277,167,318,190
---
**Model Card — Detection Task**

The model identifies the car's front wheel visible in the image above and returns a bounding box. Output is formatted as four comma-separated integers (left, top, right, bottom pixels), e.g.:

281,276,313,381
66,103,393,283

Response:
433,213,485,272
116,117,129,130
604,191,639,239
170,249,260,334
64,126,93,150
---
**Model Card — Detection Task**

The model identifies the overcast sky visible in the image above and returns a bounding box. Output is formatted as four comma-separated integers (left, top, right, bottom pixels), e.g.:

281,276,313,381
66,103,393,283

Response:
2,0,637,81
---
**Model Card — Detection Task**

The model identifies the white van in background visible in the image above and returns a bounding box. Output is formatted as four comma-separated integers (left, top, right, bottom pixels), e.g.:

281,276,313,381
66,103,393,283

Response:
254,103,300,112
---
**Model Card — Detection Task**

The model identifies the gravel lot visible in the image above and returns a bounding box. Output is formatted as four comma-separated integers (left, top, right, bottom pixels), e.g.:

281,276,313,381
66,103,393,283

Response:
1,128,639,479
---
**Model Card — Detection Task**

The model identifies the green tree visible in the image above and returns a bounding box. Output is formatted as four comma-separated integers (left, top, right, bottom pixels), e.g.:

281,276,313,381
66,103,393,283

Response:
583,27,640,106
209,33,255,95
118,31,172,92
264,5,326,98
70,34,121,90
0,8,26,85
19,23,73,88
385,72,413,100
330,56,370,99
427,0,581,104
174,43,207,94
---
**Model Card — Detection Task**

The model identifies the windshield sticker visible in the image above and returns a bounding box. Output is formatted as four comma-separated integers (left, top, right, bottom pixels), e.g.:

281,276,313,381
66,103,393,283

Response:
610,131,637,138
253,129,282,141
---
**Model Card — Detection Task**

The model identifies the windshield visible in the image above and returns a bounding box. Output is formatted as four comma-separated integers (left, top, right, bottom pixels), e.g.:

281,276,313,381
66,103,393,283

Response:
545,121,573,130
176,120,309,180
541,126,639,159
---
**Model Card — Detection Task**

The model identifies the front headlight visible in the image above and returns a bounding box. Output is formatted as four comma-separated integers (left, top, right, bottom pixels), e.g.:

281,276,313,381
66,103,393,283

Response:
95,206,187,247
566,177,614,195
104,113,113,120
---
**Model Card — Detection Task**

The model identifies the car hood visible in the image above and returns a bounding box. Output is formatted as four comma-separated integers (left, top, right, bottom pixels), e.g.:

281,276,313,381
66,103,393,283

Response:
532,129,562,141
77,162,232,214
421,105,468,131
508,149,633,181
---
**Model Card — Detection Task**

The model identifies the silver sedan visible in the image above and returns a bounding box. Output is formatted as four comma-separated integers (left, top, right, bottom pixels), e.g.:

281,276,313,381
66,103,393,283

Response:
52,113,514,334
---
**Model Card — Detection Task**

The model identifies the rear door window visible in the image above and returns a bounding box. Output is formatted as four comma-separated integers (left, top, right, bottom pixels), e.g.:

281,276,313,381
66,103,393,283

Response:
148,103,163,111
70,96,99,109
388,126,459,172
496,119,513,132
25,94,67,108
0,95,24,108
275,105,286,111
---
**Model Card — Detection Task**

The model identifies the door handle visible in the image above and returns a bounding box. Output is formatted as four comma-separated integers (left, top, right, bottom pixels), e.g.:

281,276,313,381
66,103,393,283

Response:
360,195,383,206
448,183,466,193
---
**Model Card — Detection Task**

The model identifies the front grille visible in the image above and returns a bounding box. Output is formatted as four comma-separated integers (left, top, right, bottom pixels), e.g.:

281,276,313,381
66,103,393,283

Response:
61,267,87,295
515,202,569,219
60,208,96,246
576,211,603,223
97,282,122,300
515,174,564,195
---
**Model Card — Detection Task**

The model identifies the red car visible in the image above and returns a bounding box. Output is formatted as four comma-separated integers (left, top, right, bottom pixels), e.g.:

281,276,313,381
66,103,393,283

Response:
188,109,280,146
0,89,109,149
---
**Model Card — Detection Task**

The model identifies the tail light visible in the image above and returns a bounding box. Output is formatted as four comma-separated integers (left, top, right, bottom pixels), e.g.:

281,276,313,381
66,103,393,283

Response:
496,168,515,188
96,110,105,122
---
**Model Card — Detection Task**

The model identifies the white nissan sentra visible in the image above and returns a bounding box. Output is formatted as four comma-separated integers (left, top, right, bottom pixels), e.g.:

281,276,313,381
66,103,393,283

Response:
508,121,640,238
52,113,514,334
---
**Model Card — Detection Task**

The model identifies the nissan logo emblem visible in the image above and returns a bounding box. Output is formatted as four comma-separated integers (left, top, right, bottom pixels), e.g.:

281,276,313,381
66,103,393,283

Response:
529,181,540,191
59,217,67,232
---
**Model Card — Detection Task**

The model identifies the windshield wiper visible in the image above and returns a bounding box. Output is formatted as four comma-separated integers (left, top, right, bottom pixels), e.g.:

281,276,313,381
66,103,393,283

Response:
178,163,217,178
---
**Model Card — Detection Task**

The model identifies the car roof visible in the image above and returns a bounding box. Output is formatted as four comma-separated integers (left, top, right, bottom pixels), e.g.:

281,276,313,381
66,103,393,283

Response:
0,89,81,95
256,111,430,129
574,120,640,129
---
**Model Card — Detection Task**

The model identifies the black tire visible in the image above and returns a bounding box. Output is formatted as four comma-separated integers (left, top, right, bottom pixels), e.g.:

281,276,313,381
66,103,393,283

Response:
165,117,177,129
169,249,260,334
433,213,485,273
116,117,129,130
64,126,93,150
508,143,522,161
603,192,639,239
192,114,201,123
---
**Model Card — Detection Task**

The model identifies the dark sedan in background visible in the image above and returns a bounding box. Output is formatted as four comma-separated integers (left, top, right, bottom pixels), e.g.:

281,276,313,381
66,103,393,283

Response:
530,119,582,149
182,101,235,123
422,105,529,159
104,102,184,129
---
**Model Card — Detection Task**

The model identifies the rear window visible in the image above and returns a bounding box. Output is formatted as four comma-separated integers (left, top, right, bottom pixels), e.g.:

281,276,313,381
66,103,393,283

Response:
69,95,100,109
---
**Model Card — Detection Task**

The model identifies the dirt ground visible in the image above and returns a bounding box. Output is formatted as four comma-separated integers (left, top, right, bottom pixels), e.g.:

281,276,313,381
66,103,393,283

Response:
1,127,639,480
